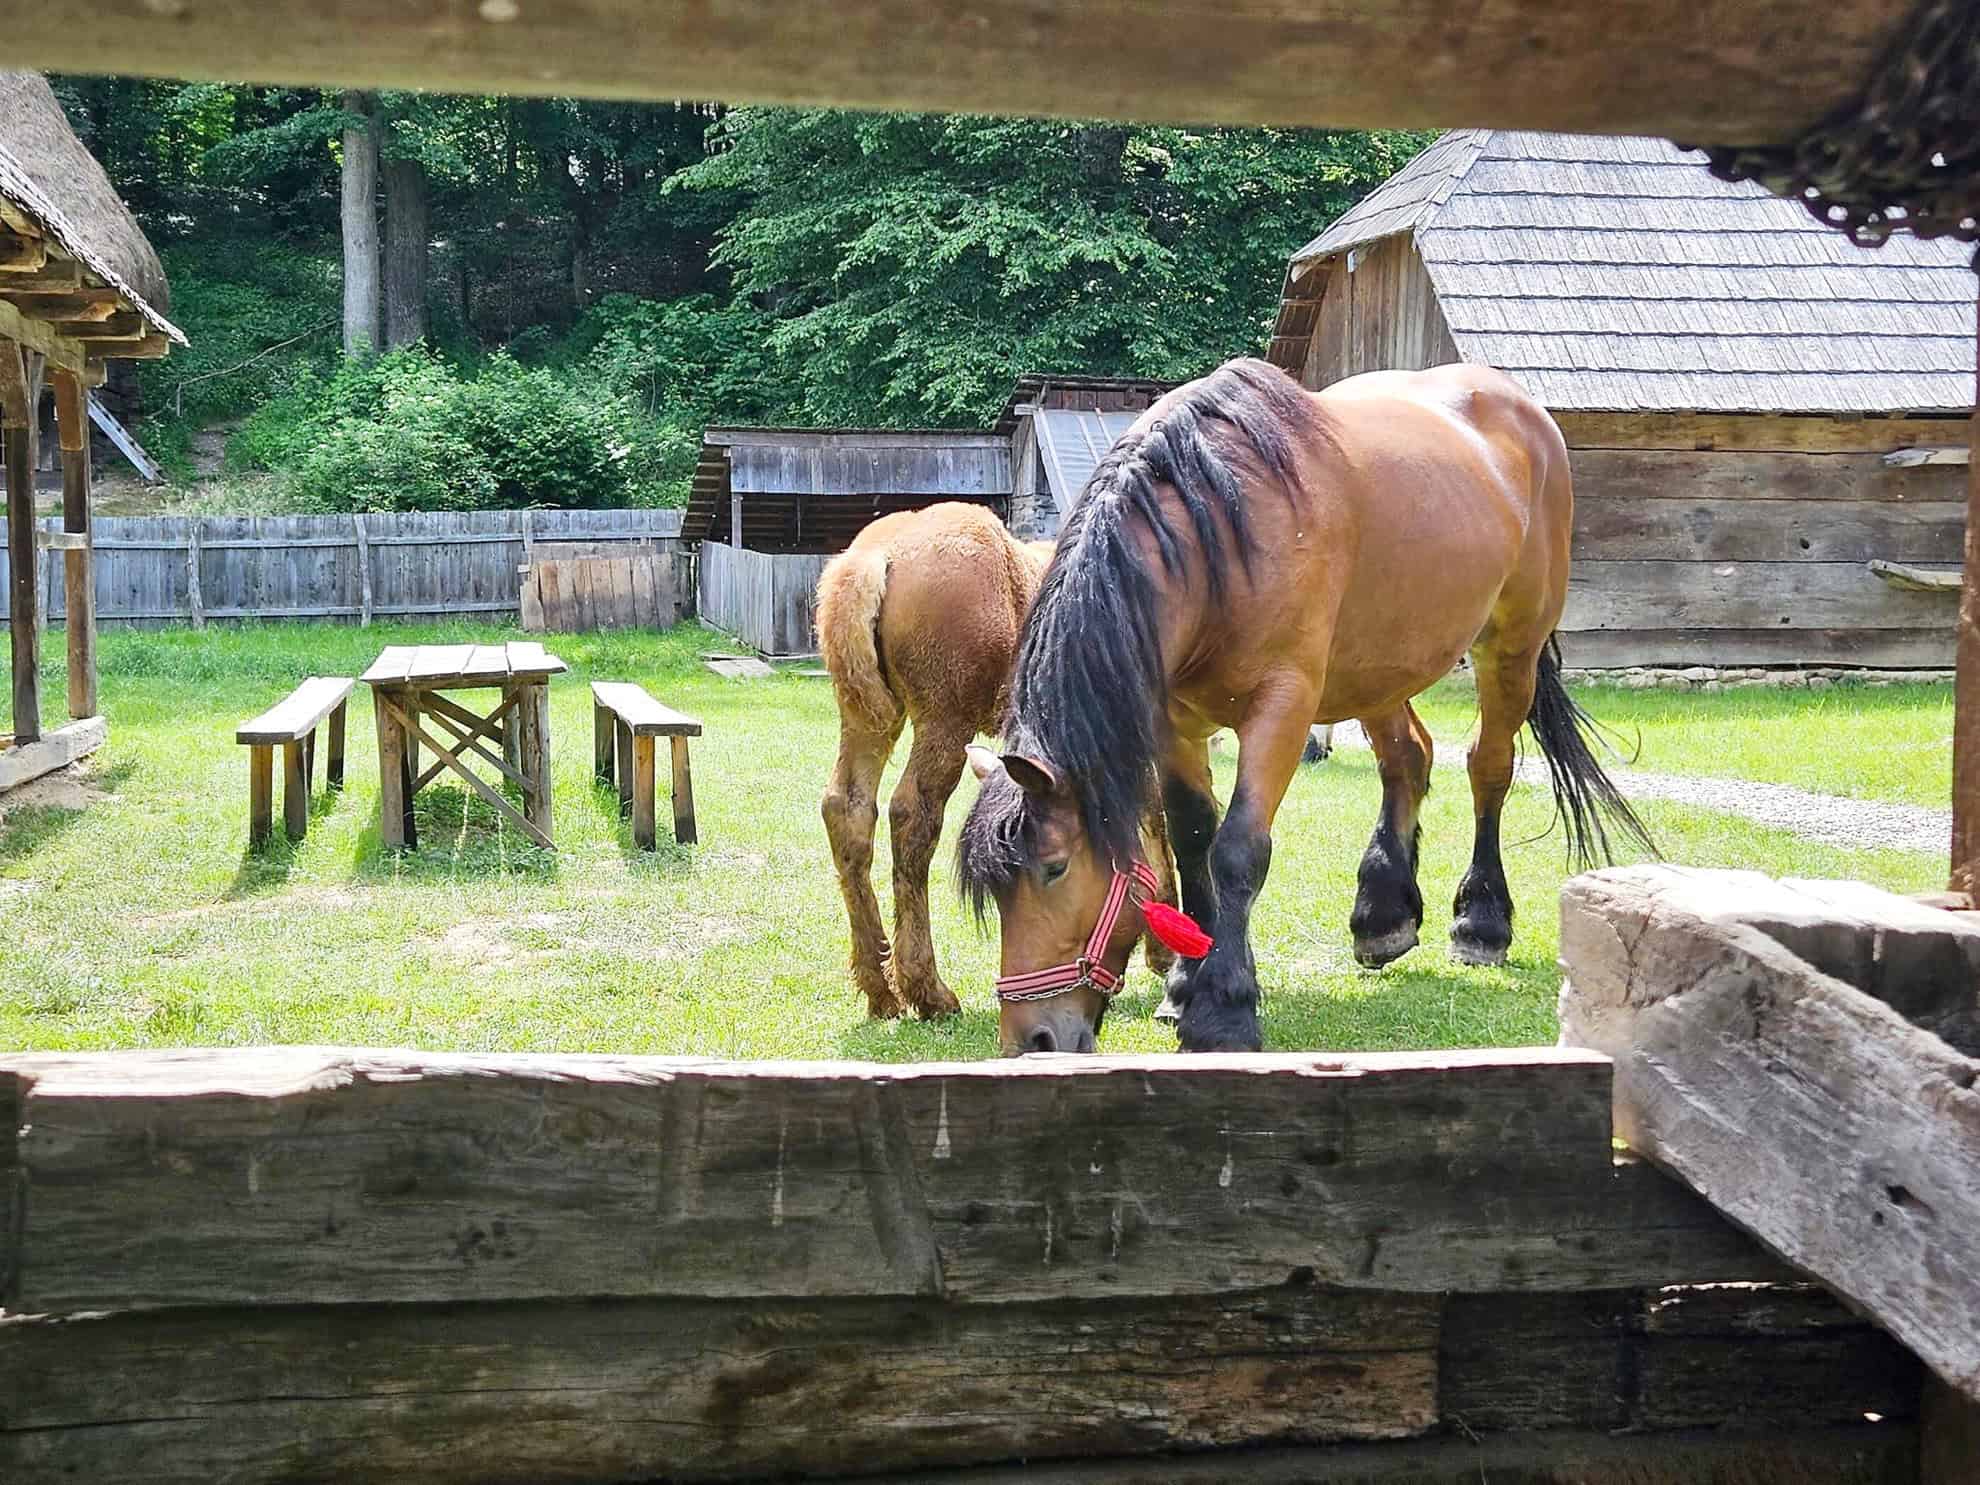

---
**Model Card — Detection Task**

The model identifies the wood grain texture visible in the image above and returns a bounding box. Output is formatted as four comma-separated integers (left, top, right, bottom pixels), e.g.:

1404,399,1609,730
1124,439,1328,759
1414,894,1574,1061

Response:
1558,865,1980,1402
0,1047,1784,1317
1954,402,1979,894
5,415,38,743
1556,626,1954,669
1561,559,1956,632
1573,496,1966,564
0,716,105,792
0,0,1911,141
1556,413,1967,454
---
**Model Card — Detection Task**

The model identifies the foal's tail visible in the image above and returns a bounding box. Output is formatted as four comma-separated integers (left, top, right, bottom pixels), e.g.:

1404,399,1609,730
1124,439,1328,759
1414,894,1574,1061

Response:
816,544,900,733
1526,636,1658,869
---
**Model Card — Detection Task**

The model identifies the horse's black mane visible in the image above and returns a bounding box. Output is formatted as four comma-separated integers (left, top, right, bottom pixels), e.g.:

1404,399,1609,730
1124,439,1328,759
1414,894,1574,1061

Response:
958,357,1308,914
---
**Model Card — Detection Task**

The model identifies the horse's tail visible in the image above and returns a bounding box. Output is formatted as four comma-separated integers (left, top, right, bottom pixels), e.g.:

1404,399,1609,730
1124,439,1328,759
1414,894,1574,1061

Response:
816,543,901,733
1526,636,1658,869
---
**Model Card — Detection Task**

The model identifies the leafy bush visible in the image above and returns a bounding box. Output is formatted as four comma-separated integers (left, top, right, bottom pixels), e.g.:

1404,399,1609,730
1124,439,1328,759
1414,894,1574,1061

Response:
232,347,691,512
135,238,340,475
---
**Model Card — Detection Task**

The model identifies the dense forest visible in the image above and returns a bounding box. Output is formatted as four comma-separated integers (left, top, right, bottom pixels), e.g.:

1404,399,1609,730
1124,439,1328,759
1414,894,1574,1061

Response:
53,78,1429,509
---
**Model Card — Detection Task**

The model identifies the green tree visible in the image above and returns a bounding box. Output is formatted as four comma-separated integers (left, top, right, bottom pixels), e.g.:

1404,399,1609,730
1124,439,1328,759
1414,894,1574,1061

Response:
672,111,1432,426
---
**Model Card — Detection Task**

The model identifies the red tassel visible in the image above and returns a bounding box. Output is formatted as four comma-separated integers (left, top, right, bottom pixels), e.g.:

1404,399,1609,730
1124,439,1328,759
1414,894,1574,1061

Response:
1143,901,1213,959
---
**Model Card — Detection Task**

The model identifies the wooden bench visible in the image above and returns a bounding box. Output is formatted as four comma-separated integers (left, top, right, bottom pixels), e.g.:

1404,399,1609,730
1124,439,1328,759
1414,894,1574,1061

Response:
591,681,701,848
236,676,355,848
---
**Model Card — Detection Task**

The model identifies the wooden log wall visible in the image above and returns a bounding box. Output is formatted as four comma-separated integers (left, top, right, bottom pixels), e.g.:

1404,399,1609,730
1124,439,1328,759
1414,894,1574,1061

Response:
698,539,830,656
0,508,685,629
1555,413,1968,668
0,1046,1923,1483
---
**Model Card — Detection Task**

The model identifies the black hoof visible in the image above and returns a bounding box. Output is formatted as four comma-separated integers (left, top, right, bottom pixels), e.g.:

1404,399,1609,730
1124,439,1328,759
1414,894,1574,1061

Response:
1153,964,1192,1024
1353,923,1419,968
1449,920,1511,967
1177,1004,1262,1054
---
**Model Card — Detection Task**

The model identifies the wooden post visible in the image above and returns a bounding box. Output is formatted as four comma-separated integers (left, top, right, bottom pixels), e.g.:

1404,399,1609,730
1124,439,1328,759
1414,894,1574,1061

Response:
247,744,273,849
730,490,743,549
185,522,204,629
615,718,633,816
2,343,39,744
670,734,697,845
1954,292,1980,895
593,698,613,784
631,734,656,849
51,370,93,720
375,689,410,850
326,701,346,790
352,513,373,627
282,740,307,840
525,680,552,842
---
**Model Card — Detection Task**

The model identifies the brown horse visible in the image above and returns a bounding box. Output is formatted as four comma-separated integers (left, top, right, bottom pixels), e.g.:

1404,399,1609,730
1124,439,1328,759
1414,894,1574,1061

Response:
819,502,1175,1020
959,358,1652,1056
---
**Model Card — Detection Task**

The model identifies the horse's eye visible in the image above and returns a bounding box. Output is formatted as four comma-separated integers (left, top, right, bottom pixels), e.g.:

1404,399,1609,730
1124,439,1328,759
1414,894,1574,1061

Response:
1042,861,1069,885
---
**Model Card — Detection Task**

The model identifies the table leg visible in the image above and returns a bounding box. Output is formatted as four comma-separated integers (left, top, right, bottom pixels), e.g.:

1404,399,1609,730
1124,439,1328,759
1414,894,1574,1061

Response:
525,680,553,843
375,687,409,850
593,699,614,785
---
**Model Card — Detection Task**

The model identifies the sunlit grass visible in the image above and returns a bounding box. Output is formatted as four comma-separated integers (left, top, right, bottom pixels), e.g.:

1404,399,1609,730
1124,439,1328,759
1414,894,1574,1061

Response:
0,621,1950,1059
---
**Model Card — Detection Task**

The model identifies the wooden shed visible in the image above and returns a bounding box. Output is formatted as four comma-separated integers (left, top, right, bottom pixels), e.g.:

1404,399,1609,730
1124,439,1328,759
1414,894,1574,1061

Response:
1268,130,1974,670
994,372,1170,539
684,427,1012,656
0,71,184,792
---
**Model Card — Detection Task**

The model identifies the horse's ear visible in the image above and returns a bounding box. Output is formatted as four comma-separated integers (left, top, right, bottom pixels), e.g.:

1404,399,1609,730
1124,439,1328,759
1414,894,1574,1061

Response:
965,745,1004,782
1000,753,1061,797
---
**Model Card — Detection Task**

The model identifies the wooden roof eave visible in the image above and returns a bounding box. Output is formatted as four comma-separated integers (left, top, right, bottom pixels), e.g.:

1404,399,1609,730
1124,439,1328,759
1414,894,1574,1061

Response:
0,234,173,379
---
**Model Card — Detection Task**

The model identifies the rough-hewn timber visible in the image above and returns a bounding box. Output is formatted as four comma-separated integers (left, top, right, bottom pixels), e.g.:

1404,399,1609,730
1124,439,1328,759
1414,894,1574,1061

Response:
1558,865,1980,1402
0,0,1912,141
0,1047,1787,1316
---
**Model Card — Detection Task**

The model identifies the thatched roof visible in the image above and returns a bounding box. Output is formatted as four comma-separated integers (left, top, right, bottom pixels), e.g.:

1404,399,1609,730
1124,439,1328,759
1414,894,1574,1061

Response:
0,71,181,342
1274,131,1973,415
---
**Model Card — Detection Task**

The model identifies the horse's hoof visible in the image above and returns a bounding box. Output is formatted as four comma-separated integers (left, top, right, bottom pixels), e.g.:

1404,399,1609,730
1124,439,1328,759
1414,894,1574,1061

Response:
1449,932,1509,968
904,981,962,1019
1353,924,1419,968
1153,990,1184,1025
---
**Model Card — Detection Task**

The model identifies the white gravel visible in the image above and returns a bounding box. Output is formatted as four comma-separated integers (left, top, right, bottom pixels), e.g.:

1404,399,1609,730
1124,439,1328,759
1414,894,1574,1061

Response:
1316,720,1948,856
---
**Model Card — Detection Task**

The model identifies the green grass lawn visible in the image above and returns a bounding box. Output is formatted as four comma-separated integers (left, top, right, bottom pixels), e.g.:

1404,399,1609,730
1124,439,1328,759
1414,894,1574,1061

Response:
0,622,1953,1060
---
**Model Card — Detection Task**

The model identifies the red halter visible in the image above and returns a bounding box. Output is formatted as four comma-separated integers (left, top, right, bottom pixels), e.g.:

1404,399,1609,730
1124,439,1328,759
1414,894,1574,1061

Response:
994,860,1164,1004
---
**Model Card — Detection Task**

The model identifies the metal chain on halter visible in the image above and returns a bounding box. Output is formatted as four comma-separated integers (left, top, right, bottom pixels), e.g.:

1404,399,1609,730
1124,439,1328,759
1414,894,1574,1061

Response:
1676,0,1980,259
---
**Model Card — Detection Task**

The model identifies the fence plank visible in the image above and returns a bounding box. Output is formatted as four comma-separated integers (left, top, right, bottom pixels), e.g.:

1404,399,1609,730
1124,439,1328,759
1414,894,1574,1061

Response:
0,508,687,628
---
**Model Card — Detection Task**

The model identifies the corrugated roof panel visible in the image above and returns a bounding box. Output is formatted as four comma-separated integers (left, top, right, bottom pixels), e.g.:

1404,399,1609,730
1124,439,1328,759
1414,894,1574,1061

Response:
1035,410,1143,515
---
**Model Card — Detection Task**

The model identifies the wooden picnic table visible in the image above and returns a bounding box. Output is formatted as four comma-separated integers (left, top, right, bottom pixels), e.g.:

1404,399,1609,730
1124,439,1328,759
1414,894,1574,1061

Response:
360,642,568,850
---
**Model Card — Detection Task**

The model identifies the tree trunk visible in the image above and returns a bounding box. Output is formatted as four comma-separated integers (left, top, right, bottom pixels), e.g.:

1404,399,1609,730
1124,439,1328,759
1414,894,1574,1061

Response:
382,156,428,348
340,90,381,356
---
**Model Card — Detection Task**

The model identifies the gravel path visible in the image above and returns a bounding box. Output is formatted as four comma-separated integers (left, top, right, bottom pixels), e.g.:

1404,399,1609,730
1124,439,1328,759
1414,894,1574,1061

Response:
1317,721,1949,856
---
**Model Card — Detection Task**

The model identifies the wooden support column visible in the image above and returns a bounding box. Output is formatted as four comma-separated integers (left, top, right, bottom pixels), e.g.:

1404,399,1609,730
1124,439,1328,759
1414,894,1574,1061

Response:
1,342,38,744
1954,291,1980,894
51,370,93,720
630,733,655,849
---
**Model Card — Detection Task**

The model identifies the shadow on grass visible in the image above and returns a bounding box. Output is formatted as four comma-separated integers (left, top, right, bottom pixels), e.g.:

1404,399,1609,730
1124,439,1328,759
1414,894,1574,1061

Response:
835,1003,1004,1062
347,784,561,884
0,758,138,867
590,779,702,877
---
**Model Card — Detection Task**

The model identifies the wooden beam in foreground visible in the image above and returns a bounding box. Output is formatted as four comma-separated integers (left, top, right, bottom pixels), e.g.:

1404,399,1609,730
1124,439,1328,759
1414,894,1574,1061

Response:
1559,865,1980,1403
0,1045,1784,1316
0,0,1915,141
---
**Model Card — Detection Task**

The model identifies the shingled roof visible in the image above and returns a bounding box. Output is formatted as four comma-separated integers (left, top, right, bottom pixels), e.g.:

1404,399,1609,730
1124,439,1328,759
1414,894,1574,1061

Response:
1277,130,1974,415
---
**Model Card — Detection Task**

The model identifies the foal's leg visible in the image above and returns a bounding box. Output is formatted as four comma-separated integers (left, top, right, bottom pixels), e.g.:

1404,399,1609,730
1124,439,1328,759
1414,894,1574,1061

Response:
1451,642,1539,967
1176,682,1316,1054
1155,734,1219,1024
822,715,904,1017
1349,704,1434,968
886,721,969,1018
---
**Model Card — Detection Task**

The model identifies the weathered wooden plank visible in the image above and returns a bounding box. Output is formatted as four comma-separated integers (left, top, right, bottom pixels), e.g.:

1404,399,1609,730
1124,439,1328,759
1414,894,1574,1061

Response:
359,645,417,685
50,371,93,720
590,680,701,737
1954,402,1978,897
0,1047,1785,1316
0,299,84,374
1562,560,1956,632
1556,626,1954,670
1559,865,1980,1402
1557,414,1968,456
405,643,476,683
1571,450,1968,508
0,1067,21,1305
235,677,356,745
0,1284,1436,1484
4,399,38,744
1871,557,1964,592
1923,1376,1980,1485
1574,496,1966,564
1441,1283,1920,1438
671,733,698,845
502,640,564,678
0,715,105,791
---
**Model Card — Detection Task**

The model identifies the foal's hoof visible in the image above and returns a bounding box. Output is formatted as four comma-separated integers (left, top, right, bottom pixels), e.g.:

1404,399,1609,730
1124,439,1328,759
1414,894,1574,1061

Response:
1352,924,1419,969
1449,928,1509,968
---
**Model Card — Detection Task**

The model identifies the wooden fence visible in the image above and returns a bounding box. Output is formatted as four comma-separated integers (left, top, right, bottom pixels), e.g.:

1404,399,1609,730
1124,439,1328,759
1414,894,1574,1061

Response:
0,1045,1923,1483
0,508,684,628
697,540,828,656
